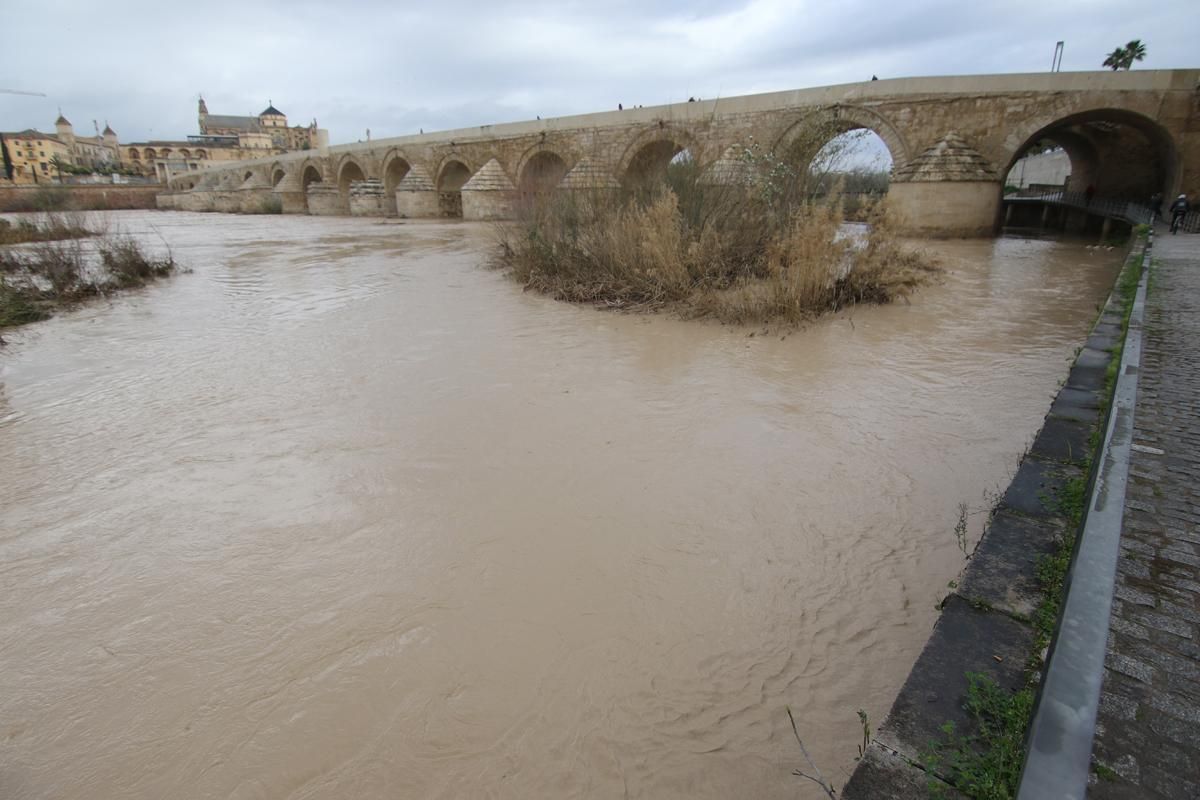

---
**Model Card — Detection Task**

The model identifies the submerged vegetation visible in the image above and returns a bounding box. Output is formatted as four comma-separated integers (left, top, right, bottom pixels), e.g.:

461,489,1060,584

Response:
0,213,178,331
496,125,934,324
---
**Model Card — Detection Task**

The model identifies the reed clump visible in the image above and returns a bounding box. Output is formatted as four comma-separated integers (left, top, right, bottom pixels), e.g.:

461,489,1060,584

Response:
0,215,177,330
496,143,937,324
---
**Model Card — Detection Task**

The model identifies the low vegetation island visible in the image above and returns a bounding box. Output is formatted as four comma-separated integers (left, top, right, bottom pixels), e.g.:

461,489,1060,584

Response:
496,132,937,325
0,213,179,333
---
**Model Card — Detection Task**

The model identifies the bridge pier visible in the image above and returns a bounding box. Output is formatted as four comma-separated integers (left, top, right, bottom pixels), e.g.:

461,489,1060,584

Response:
461,159,518,221
394,166,439,218
306,184,342,216
349,180,388,216
889,180,1002,238
888,133,1003,238
275,190,306,214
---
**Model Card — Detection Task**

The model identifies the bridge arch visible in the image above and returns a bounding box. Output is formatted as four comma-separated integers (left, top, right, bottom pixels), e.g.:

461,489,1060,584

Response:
435,155,473,190
517,147,571,195
773,105,910,172
436,156,473,218
270,163,287,188
617,125,702,188
382,149,413,196
300,161,324,189
336,156,367,200
1002,107,1178,201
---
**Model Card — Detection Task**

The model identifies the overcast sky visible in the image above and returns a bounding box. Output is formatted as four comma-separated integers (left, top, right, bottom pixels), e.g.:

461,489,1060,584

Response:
2,0,1195,148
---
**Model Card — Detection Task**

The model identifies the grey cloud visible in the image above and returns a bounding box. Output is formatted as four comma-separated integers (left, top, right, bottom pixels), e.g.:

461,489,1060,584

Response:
1,0,1194,146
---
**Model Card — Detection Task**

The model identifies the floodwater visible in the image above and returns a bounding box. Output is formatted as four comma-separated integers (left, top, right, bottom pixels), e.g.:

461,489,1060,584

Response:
0,211,1122,799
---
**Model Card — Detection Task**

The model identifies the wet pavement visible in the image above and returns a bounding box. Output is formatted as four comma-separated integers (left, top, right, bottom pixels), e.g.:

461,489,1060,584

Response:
1091,231,1200,799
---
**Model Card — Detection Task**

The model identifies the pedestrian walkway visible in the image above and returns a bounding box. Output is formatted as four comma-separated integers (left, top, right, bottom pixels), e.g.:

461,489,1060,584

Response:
1090,231,1200,799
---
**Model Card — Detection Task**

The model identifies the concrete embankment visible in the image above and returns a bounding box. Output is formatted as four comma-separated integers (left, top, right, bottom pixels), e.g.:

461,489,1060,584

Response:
843,236,1143,798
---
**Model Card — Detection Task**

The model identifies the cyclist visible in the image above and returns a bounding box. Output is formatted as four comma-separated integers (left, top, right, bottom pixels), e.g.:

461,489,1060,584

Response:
1169,194,1190,234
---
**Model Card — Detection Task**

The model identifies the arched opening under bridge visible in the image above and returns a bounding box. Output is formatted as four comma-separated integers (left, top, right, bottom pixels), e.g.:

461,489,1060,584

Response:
338,160,366,208
519,151,569,198
1001,108,1177,232
621,137,689,191
301,164,323,213
437,160,472,217
774,116,896,214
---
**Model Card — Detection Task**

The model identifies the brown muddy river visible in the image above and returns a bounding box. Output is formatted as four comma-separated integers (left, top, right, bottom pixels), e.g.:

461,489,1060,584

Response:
0,211,1121,799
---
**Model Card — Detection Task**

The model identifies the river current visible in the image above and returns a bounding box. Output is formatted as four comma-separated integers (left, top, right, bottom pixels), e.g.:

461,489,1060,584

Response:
0,211,1122,799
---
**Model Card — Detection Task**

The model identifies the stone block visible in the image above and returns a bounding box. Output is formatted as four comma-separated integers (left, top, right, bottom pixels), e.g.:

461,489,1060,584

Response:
1000,455,1083,518
842,742,964,799
396,190,439,218
889,180,1002,238
873,596,1034,769
349,180,387,217
462,190,516,220
959,510,1066,618
1030,415,1095,464
306,184,343,216
275,190,306,214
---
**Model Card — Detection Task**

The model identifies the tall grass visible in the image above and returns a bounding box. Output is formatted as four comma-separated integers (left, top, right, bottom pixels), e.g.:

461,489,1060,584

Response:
496,143,935,324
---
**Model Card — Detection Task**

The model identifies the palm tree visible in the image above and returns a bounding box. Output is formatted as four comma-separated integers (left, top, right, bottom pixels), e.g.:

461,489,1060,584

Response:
1103,40,1147,70
1122,39,1147,68
49,154,67,183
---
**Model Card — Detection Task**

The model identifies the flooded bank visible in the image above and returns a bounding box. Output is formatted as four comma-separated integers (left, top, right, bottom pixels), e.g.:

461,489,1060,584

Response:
0,211,1123,799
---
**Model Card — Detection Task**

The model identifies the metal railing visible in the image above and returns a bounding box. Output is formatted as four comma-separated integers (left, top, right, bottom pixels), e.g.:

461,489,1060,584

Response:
1007,189,1154,226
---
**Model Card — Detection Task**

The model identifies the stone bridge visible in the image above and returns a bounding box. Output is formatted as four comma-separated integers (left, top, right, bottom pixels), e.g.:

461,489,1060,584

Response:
159,69,1200,237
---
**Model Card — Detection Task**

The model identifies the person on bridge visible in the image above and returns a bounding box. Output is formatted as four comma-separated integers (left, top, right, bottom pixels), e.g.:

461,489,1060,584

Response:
1150,192,1164,221
1169,194,1190,233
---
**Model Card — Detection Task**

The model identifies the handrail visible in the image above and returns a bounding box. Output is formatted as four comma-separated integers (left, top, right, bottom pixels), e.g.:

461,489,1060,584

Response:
1015,233,1151,800
1006,190,1153,227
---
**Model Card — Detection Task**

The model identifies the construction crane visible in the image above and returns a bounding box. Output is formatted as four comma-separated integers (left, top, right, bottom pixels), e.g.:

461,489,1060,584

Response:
0,89,47,96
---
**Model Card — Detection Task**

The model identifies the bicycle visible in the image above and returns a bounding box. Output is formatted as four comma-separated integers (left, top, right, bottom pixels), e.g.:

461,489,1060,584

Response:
1170,213,1184,234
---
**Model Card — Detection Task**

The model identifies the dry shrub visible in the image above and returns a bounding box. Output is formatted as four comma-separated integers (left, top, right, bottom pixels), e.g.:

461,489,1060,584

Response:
497,150,937,324
99,236,176,287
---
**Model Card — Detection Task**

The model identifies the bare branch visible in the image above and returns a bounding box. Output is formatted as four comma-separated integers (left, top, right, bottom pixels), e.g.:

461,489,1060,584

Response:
787,706,838,798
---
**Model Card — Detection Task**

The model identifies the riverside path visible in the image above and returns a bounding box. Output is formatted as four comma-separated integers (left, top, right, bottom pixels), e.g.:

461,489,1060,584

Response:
1090,230,1200,799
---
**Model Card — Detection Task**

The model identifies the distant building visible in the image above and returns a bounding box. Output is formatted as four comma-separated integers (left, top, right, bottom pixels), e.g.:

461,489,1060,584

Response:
2,99,327,185
0,114,120,184
122,98,326,182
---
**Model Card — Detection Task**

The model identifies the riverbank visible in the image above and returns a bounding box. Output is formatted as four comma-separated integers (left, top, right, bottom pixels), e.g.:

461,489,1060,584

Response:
843,233,1145,798
0,184,162,213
